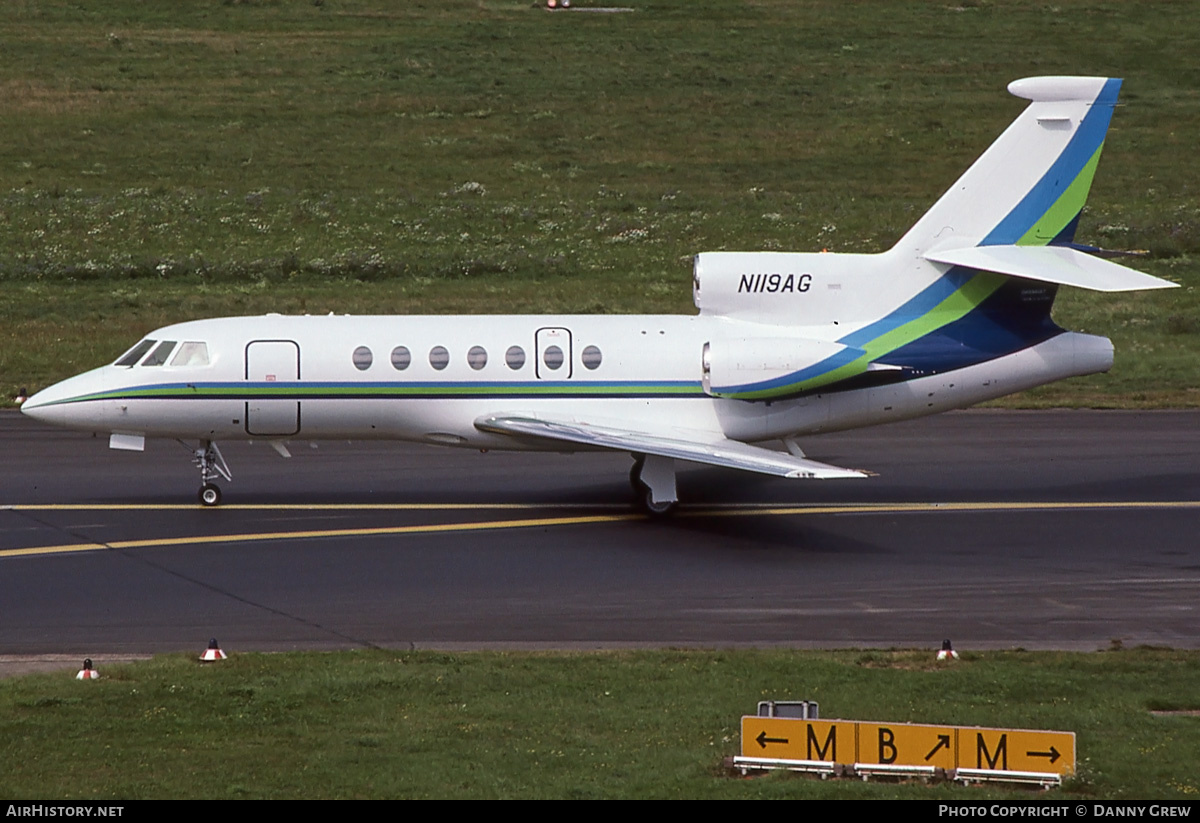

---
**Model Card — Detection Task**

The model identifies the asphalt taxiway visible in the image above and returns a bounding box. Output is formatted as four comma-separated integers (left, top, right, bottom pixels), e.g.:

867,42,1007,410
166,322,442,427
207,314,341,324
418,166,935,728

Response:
3,409,1199,657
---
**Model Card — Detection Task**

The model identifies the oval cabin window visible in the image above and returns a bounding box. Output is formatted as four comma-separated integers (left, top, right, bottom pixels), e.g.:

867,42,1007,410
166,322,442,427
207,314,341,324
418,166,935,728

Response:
467,346,488,370
581,345,602,370
505,346,526,370
429,346,450,370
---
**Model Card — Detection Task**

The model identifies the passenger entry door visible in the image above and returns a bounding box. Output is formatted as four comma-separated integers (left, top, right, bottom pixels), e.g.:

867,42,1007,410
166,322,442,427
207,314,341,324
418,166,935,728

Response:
245,340,301,437
535,327,573,379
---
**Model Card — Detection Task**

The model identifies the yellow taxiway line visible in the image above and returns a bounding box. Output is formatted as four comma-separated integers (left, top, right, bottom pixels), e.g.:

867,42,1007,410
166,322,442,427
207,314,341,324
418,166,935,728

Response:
3,500,1199,560
0,513,642,559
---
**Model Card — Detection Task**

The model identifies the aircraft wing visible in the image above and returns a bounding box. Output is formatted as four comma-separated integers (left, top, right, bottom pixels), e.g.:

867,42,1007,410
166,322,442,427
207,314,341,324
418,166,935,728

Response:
474,414,869,480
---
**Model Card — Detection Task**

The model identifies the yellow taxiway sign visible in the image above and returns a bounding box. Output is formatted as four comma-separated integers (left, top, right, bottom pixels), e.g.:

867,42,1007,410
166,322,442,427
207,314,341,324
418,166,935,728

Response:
742,717,1074,776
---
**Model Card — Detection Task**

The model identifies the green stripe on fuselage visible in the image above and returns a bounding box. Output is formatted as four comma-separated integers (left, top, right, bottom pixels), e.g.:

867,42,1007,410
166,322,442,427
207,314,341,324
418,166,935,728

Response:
42,381,704,406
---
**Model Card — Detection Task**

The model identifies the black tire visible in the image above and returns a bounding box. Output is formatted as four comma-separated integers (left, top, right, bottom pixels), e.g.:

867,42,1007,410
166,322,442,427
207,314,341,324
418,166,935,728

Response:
199,483,222,507
640,487,677,517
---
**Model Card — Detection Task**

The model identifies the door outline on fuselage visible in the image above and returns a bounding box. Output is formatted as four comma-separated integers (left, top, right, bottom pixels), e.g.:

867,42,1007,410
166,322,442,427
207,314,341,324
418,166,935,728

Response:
244,339,301,437
535,327,573,380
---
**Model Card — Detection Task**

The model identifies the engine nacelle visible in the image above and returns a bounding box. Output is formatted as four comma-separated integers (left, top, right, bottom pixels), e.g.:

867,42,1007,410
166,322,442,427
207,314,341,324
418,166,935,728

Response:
702,336,866,400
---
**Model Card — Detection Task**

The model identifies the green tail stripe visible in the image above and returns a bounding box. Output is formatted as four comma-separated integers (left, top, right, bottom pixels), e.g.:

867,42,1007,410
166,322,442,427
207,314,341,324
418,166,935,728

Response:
1018,143,1105,246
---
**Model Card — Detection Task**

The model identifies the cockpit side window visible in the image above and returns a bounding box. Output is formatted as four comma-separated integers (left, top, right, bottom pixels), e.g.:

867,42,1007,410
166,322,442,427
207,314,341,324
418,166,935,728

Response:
141,340,177,367
170,342,210,367
114,339,157,367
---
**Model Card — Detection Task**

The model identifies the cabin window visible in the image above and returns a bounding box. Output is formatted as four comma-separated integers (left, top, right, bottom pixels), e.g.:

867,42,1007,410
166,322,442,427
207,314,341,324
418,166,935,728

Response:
467,346,488,370
141,340,178,367
581,345,602,370
170,341,210,367
543,345,564,371
505,346,526,370
352,346,373,371
429,346,449,370
115,339,157,367
391,346,412,370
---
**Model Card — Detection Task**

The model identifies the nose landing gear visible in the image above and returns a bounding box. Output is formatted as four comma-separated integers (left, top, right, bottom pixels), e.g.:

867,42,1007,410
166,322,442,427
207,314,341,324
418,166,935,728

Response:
192,440,232,507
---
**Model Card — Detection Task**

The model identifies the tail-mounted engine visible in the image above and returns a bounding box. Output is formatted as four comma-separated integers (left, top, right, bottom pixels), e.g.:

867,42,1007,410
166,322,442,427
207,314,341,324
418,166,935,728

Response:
701,337,869,400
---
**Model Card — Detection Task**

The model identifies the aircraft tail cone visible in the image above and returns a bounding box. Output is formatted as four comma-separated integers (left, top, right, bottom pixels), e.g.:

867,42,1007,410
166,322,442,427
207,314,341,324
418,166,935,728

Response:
76,658,99,680
200,638,227,662
936,639,960,662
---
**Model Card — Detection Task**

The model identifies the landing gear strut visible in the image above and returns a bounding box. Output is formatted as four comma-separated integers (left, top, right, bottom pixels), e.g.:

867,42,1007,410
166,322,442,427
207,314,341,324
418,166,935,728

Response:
191,440,232,507
630,453,677,517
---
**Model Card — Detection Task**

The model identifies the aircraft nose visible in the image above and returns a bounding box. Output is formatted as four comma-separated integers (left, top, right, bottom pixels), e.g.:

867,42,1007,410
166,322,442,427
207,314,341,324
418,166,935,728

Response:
20,370,109,429
19,386,60,419
20,383,74,424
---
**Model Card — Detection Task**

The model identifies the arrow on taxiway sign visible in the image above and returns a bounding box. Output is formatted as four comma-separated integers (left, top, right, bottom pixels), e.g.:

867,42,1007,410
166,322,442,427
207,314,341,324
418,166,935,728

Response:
1027,746,1061,764
925,735,951,761
756,731,789,749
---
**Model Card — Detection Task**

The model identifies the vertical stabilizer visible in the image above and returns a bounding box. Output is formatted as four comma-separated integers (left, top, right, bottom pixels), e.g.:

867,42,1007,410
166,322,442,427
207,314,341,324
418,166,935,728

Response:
894,76,1122,256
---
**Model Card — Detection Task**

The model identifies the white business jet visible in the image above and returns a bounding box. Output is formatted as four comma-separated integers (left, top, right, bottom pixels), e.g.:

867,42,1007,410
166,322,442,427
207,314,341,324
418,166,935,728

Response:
22,77,1176,513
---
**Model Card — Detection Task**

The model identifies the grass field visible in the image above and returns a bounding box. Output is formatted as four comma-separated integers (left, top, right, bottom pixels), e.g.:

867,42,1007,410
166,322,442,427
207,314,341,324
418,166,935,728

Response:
0,0,1197,406
2,648,1199,799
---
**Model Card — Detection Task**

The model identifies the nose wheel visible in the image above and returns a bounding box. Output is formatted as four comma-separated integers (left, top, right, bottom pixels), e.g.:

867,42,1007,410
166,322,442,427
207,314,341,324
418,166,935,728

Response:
199,483,222,507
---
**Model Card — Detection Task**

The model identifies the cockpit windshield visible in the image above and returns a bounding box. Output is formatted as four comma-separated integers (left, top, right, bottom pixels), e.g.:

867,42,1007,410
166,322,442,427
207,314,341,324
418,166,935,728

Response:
113,339,210,367
114,339,157,367
140,340,178,367
170,342,210,367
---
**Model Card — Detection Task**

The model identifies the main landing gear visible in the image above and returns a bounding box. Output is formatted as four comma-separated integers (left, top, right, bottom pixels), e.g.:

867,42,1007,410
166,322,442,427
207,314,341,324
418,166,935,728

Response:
630,453,678,517
191,440,232,507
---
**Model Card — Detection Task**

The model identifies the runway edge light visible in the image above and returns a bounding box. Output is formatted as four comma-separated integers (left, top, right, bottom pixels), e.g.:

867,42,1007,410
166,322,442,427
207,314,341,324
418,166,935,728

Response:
200,638,227,662
76,658,99,680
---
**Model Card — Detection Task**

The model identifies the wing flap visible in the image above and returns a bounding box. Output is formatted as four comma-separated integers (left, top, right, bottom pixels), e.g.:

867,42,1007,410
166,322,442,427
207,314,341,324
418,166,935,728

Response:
475,414,869,480
925,244,1177,292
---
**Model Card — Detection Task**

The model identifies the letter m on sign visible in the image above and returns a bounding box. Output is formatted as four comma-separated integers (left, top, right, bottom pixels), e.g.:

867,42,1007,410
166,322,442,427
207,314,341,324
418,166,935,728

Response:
976,732,1008,770
807,722,837,761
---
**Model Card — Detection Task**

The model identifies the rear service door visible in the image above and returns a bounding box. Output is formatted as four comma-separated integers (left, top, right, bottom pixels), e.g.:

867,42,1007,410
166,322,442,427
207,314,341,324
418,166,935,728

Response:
245,340,301,436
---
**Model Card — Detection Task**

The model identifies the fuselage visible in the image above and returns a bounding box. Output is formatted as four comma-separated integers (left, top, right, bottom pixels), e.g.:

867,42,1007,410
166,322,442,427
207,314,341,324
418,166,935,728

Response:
21,310,1114,450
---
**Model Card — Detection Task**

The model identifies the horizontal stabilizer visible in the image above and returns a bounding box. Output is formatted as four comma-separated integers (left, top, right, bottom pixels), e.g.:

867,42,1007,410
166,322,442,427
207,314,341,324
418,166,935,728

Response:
925,244,1177,292
475,414,869,480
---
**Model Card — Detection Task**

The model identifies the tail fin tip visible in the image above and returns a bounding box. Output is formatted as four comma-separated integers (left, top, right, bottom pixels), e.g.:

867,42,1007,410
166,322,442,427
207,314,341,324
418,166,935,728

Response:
1007,76,1122,104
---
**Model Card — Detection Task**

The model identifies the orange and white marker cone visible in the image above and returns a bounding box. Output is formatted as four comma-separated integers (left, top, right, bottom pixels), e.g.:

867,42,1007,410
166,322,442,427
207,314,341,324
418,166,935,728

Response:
76,658,99,680
200,638,227,662
936,639,959,661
